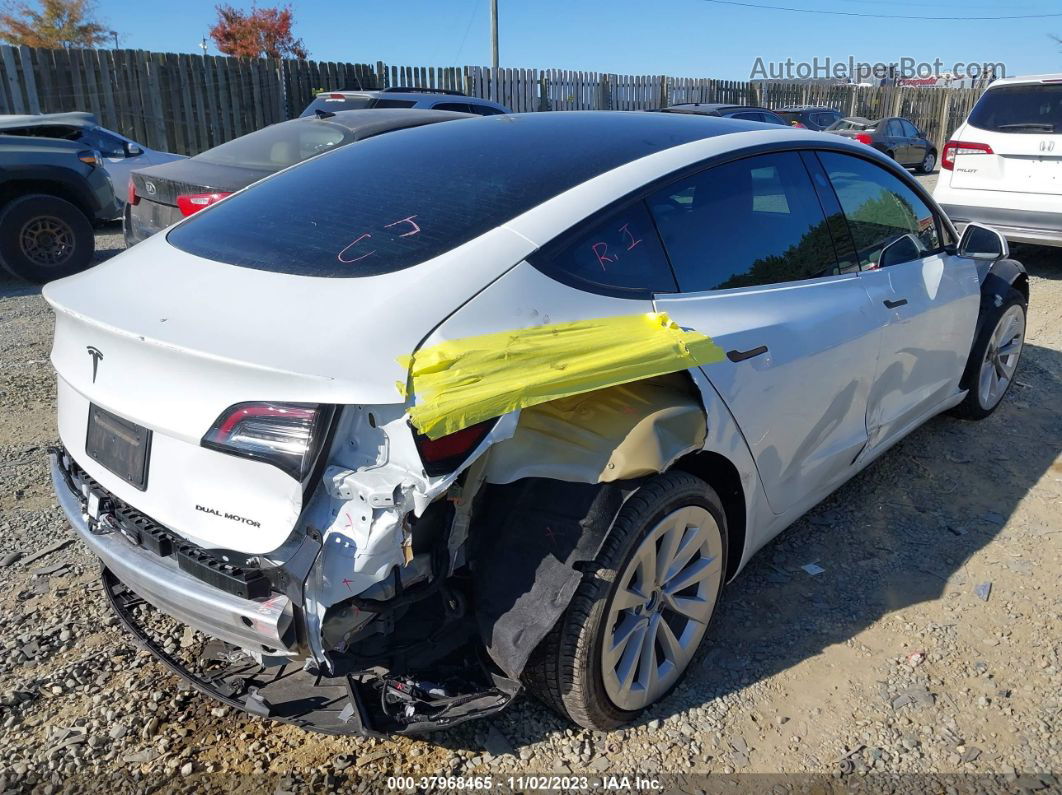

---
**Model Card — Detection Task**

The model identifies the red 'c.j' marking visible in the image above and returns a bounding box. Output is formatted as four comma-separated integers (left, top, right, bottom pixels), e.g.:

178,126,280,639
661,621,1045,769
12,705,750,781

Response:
591,241,617,271
384,215,421,238
338,233,375,263
619,223,642,251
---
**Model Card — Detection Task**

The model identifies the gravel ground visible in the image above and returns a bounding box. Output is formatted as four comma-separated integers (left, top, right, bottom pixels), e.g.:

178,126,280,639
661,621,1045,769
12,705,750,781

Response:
0,191,1060,792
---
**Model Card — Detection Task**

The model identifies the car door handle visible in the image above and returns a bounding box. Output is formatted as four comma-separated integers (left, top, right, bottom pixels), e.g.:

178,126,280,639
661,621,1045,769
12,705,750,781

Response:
726,345,769,363
883,298,908,309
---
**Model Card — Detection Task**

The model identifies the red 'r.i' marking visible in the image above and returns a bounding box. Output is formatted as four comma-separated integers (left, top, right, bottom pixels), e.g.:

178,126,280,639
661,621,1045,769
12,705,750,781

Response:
384,215,421,238
591,241,616,271
619,223,642,251
338,233,375,263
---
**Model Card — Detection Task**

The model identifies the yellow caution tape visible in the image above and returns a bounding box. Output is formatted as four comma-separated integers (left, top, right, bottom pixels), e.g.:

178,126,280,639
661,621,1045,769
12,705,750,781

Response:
401,312,725,440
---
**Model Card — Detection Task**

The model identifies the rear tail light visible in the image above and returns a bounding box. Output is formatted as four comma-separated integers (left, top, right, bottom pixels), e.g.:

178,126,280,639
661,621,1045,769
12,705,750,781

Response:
202,402,333,481
413,420,495,477
941,140,994,170
854,132,874,145
176,192,232,217
127,179,139,206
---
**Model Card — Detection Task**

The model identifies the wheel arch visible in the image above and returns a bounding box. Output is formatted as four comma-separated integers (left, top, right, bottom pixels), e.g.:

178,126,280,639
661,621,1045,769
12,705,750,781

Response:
671,449,746,582
0,178,94,218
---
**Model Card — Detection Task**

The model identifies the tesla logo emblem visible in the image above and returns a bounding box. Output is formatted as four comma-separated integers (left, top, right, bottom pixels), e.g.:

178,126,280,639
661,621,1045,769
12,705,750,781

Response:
86,346,103,383
144,181,157,195
1041,140,1055,153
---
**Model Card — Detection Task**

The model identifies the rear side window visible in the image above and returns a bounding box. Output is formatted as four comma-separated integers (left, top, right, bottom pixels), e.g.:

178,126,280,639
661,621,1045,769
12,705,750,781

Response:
467,104,504,116
887,120,904,137
168,112,720,277
371,99,417,109
967,83,1062,133
900,119,919,137
195,120,351,171
300,95,373,117
819,151,941,269
432,102,473,113
534,201,675,295
648,152,839,291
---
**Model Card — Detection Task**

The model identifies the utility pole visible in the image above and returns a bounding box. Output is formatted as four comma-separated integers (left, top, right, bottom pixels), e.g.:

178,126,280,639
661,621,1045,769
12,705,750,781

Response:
109,30,118,49
199,37,208,56
490,0,499,69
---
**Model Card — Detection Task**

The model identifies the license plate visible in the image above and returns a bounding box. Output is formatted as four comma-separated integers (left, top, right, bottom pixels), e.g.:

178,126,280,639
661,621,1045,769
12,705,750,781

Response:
85,404,152,491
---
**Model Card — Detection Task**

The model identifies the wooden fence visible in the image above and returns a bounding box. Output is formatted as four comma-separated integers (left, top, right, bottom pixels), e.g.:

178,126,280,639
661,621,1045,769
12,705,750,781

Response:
0,44,985,157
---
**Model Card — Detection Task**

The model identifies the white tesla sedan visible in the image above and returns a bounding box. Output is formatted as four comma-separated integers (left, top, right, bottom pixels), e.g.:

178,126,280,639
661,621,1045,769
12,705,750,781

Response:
45,112,1028,734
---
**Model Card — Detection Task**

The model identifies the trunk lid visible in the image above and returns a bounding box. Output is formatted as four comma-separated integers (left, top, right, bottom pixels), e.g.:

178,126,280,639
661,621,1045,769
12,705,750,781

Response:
46,228,531,552
132,160,270,206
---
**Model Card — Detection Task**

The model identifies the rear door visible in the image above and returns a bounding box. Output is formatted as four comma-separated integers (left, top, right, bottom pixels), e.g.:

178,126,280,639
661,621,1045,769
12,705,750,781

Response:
817,151,980,446
652,151,883,514
952,81,1062,196
899,119,926,166
884,119,909,162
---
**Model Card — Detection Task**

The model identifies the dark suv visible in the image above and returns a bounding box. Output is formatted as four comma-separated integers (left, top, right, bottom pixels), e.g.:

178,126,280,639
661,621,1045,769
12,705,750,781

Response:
776,106,843,131
0,135,119,283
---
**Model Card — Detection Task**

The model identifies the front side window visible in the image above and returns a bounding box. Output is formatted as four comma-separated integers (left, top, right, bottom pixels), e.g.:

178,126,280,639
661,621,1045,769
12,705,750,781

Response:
534,201,675,294
819,151,942,270
648,152,839,292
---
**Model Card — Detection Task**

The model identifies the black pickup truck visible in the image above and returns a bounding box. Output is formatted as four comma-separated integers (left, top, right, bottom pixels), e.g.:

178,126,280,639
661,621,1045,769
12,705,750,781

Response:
0,135,120,283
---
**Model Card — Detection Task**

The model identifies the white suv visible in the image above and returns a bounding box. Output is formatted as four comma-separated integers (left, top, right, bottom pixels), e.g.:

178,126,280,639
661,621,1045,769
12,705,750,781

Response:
934,73,1062,246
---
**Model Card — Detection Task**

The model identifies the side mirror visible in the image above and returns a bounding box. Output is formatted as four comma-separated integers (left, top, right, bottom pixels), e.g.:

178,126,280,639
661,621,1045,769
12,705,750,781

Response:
958,222,1008,261
124,142,143,157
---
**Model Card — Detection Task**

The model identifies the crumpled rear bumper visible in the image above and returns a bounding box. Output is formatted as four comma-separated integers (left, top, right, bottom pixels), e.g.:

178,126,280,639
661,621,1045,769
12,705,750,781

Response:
49,449,296,655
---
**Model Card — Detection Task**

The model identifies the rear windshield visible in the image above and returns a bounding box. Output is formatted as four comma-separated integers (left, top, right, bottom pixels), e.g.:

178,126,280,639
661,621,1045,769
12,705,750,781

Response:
967,84,1062,133
167,113,724,278
195,120,352,171
299,94,374,117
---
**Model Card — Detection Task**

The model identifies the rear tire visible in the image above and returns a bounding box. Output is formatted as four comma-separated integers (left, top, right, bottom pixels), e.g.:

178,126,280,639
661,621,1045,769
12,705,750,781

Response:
0,194,95,283
950,287,1026,420
525,471,727,730
916,150,937,174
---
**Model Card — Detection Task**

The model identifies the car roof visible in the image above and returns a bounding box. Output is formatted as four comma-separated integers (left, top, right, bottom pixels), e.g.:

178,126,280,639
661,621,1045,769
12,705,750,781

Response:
778,105,840,112
987,73,1062,88
0,111,98,130
292,107,474,137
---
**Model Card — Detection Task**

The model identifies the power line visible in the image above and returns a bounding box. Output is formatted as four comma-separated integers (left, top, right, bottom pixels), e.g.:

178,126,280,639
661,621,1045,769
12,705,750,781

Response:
698,0,1062,20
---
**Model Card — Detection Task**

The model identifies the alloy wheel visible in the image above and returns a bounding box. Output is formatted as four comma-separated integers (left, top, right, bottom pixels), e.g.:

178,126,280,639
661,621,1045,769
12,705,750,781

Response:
601,505,723,711
977,304,1025,411
923,152,936,173
19,215,75,267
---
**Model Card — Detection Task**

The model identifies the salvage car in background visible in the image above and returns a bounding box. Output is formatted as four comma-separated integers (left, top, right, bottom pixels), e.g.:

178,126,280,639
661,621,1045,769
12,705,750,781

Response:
0,135,119,282
656,103,788,124
300,86,511,117
0,112,182,214
934,73,1062,247
125,108,471,245
827,115,937,173
46,112,1028,735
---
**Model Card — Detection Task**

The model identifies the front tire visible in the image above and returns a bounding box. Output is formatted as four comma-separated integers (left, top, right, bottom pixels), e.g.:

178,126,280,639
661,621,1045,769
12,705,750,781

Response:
950,286,1026,420
525,471,727,730
0,194,95,283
